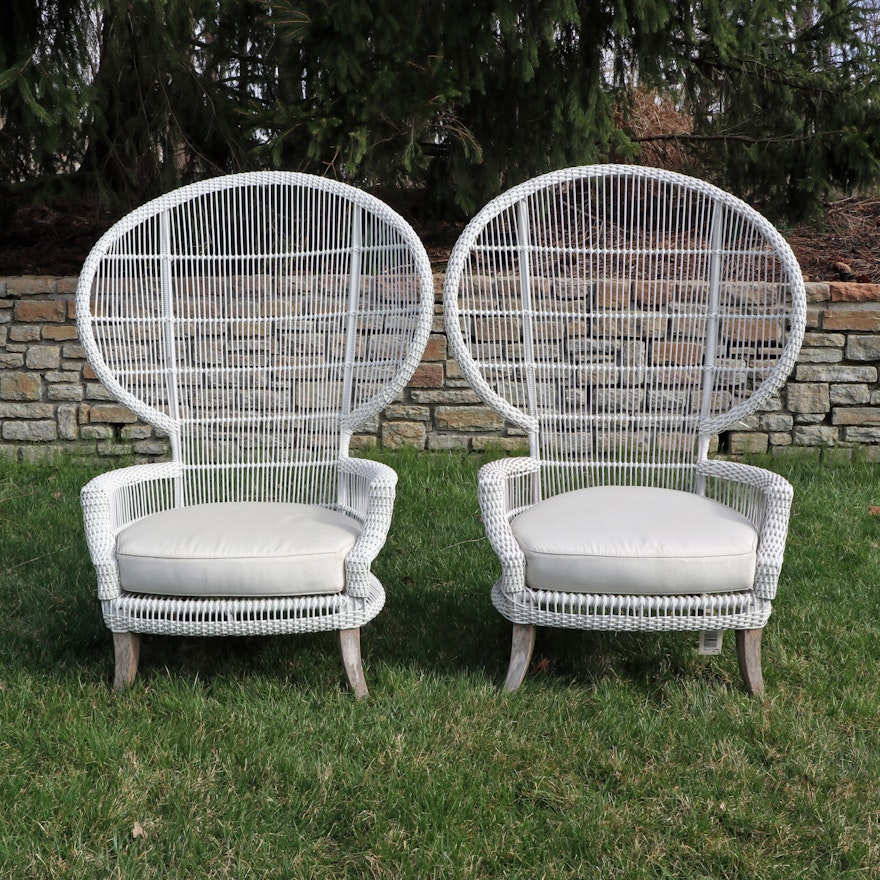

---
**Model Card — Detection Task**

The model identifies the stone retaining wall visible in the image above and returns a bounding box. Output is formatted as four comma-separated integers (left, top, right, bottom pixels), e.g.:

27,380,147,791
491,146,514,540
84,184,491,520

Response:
2,274,879,461
0,276,166,462
722,281,880,457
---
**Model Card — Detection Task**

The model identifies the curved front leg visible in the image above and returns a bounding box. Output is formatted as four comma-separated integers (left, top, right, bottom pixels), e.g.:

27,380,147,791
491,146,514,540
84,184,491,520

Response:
505,623,537,692
340,628,369,699
736,628,765,696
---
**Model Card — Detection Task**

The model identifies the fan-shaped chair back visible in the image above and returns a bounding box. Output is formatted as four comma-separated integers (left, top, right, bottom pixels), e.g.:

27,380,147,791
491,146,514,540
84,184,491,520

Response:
445,166,806,493
78,172,433,505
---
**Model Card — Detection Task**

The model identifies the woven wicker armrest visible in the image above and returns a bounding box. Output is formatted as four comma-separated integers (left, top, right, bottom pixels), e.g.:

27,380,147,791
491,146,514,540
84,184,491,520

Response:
696,460,794,601
337,457,399,599
478,457,541,594
81,462,183,600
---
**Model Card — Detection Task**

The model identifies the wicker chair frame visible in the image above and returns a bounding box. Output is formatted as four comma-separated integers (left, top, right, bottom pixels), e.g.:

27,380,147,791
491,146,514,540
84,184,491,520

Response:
443,165,807,693
77,172,434,695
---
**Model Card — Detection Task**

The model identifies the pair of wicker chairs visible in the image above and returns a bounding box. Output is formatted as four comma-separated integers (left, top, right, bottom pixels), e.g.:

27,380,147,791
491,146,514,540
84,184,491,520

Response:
76,167,806,697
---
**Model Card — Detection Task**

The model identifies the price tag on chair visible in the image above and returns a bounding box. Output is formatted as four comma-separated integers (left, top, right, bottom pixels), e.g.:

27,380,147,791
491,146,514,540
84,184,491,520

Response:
698,630,723,655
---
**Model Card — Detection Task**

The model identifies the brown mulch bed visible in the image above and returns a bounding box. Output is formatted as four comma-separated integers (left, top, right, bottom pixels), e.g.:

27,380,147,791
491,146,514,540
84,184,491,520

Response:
1,195,878,282
0,200,118,277
786,195,880,284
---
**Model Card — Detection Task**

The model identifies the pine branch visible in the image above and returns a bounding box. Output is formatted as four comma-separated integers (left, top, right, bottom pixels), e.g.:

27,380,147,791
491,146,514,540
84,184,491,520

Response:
632,130,845,145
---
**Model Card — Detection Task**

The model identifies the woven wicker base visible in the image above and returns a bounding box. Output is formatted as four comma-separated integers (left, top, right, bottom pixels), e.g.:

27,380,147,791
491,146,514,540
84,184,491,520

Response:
102,576,386,637
491,580,771,633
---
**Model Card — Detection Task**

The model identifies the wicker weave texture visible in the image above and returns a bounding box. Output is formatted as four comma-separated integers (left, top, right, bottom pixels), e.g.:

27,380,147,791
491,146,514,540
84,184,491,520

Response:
77,172,433,636
444,165,806,633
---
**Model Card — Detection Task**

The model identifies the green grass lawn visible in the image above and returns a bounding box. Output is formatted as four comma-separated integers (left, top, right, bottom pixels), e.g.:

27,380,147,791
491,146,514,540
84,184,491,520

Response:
1,450,879,878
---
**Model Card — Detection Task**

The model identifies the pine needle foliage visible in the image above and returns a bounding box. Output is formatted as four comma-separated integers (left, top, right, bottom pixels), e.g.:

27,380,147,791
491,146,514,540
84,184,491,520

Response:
648,0,880,220
2,1,880,220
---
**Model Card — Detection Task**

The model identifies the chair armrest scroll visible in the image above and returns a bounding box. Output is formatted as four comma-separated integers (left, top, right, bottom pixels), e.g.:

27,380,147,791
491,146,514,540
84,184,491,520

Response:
696,460,794,600
337,457,399,598
478,457,541,594
80,462,183,600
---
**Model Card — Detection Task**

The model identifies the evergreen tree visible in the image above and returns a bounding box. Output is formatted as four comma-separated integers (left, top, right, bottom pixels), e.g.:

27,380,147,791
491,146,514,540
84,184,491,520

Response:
2,0,879,221
269,0,880,218
0,1,94,185
266,2,479,205
1,1,274,211
80,0,273,207
269,0,629,215
631,0,880,218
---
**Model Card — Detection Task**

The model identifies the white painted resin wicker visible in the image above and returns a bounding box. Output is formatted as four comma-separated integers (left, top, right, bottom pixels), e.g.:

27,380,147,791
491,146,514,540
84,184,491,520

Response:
77,172,434,695
443,165,807,693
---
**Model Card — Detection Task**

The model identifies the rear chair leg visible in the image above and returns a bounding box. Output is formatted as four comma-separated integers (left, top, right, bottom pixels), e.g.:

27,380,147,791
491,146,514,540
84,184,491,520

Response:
736,628,765,696
340,628,369,700
505,623,537,692
113,632,140,691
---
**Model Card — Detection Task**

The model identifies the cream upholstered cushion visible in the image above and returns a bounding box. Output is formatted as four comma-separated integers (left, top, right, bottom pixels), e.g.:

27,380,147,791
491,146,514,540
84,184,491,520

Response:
116,502,361,597
510,486,758,595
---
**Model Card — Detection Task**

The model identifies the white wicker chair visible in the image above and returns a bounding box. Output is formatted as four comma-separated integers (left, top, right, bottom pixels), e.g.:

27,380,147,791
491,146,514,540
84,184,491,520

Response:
77,172,434,696
443,165,806,694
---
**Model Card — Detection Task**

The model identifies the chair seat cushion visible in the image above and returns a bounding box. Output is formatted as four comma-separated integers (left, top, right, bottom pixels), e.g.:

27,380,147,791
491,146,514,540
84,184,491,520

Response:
510,486,758,595
116,502,361,597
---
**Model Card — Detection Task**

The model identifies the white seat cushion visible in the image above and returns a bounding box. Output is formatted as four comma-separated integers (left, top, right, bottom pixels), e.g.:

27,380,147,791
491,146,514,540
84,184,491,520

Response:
510,486,758,595
116,502,361,597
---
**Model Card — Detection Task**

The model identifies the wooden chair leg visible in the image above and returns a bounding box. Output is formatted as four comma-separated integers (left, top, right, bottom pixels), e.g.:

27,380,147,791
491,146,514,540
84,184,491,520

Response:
736,628,765,696
504,623,537,692
113,632,140,691
340,628,369,700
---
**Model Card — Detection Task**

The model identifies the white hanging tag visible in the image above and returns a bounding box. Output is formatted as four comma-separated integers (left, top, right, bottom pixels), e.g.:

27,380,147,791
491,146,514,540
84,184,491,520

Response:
698,629,723,655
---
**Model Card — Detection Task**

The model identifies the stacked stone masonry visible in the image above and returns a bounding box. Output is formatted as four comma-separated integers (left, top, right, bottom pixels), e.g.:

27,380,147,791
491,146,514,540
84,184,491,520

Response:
2,274,879,461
